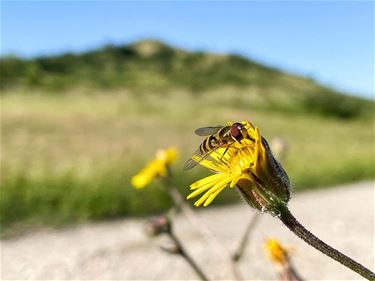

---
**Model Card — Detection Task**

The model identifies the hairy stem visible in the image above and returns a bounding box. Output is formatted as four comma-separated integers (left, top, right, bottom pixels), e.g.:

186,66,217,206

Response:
278,205,375,280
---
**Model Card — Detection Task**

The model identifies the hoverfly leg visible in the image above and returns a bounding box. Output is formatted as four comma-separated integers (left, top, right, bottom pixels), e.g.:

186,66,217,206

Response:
220,147,230,161
218,147,232,169
218,146,239,170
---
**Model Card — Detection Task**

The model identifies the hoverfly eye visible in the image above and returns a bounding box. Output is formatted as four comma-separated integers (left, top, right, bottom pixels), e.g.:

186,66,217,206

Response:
230,123,243,141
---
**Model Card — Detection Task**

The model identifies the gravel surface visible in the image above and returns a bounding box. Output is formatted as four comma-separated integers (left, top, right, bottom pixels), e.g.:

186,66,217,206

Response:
1,181,374,280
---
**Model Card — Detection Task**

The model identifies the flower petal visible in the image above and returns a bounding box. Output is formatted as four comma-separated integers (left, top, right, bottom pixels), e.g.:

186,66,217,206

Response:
194,177,230,207
203,184,228,207
198,158,227,172
229,175,241,187
190,173,224,190
187,174,227,199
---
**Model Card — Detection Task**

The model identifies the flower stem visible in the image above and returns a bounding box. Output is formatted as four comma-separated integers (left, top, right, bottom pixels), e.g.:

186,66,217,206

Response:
168,228,210,281
277,204,375,280
232,213,260,262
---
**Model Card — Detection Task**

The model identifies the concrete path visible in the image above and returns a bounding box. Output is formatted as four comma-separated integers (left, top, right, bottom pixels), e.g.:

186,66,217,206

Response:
1,181,374,280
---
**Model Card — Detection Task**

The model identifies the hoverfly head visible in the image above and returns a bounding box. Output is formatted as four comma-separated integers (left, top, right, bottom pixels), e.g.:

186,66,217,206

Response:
230,122,244,141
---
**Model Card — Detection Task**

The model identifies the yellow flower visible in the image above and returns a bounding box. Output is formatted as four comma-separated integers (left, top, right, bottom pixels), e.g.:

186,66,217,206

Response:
131,147,178,189
265,238,289,266
187,121,290,212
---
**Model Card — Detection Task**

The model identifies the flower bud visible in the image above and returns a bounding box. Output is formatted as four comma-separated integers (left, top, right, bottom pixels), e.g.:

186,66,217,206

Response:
236,136,291,214
144,215,171,237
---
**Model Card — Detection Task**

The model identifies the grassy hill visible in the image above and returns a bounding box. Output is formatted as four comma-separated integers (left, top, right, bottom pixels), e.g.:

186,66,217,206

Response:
1,39,373,119
1,40,374,236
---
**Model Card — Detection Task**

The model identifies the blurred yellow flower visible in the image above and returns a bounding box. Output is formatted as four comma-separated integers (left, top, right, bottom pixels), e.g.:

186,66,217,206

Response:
265,238,289,266
131,147,178,189
187,121,290,211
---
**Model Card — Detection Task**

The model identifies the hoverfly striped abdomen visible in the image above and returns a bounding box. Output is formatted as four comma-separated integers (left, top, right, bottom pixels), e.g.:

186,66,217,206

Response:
200,132,226,154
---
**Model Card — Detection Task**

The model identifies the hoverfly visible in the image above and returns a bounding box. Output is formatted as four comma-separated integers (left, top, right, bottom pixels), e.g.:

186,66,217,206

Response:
184,122,253,170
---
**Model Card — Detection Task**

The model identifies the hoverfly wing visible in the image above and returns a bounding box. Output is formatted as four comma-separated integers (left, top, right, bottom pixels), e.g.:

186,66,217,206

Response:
194,126,224,136
184,157,200,171
184,148,205,170
184,144,226,171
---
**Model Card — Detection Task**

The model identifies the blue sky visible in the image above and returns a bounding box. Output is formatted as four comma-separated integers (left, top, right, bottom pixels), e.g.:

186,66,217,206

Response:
1,1,374,97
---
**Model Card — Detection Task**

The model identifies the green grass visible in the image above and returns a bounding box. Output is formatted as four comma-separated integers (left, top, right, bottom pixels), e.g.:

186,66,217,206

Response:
1,91,374,236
